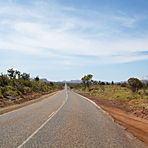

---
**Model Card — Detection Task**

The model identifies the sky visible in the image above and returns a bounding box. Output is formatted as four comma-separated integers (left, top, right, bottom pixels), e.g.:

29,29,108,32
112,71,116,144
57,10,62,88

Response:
0,0,148,81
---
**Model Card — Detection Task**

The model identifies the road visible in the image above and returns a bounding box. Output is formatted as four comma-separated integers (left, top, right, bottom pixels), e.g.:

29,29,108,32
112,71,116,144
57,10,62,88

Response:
0,88,147,148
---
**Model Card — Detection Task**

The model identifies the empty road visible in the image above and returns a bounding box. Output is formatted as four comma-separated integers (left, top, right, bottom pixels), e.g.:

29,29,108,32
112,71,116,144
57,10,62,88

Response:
0,88,147,148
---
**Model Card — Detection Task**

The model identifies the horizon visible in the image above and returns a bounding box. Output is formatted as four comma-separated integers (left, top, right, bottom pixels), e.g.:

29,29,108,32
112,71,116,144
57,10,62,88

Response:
1,68,148,83
0,0,148,81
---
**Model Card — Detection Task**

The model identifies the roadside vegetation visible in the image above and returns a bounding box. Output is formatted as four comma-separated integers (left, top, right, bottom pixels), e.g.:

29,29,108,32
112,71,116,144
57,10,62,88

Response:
0,68,63,107
70,74,148,118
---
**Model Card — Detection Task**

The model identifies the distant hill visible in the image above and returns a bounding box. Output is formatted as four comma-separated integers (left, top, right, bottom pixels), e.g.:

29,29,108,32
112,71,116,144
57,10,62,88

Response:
57,80,81,84
40,79,148,85
40,78,50,83
68,80,81,84
141,80,148,84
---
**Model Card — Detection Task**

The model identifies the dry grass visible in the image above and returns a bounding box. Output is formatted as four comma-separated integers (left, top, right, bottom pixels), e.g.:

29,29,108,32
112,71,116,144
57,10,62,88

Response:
79,85,148,109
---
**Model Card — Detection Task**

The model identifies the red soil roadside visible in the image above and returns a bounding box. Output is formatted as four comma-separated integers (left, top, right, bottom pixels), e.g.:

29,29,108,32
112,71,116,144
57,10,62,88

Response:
79,92,148,145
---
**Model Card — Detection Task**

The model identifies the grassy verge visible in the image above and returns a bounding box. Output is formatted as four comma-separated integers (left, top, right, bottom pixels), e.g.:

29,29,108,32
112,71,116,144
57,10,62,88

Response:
74,85,148,119
75,89,148,145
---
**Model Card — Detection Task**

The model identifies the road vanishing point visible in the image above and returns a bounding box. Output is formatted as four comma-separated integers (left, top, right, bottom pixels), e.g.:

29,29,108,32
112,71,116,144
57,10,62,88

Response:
0,86,147,148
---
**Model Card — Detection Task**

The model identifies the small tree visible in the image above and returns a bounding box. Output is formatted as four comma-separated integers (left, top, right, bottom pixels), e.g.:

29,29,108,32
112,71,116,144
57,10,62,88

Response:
106,82,110,85
128,77,143,93
7,68,15,79
21,73,30,80
7,69,21,79
15,70,21,79
121,82,127,87
35,76,39,81
81,74,93,89
111,81,114,85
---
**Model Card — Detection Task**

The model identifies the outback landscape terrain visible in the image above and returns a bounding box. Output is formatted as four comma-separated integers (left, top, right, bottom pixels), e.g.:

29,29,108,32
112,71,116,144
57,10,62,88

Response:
70,74,148,144
0,0,148,147
0,71,148,147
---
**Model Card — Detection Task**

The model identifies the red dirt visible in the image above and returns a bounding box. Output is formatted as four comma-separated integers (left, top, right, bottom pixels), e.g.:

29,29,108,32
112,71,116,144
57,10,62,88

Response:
79,93,148,145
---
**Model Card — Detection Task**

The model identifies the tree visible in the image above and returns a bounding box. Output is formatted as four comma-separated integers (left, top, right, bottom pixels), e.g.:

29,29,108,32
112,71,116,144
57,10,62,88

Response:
92,80,98,85
111,81,114,85
81,74,93,89
106,82,110,85
100,82,105,85
35,76,39,81
7,68,22,79
15,70,21,79
128,78,143,93
21,73,30,80
7,68,15,79
121,82,127,87
49,82,54,86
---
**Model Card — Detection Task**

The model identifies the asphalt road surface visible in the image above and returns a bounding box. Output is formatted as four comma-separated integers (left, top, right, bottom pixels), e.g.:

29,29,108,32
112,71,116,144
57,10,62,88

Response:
0,88,147,148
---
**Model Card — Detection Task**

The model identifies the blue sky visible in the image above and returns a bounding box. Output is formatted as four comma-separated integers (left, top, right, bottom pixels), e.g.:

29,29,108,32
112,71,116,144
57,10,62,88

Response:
0,0,148,81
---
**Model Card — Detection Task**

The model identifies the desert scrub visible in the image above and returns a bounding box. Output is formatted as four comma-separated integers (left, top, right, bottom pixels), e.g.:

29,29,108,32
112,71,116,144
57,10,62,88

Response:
0,88,3,99
1,86,20,99
83,85,148,101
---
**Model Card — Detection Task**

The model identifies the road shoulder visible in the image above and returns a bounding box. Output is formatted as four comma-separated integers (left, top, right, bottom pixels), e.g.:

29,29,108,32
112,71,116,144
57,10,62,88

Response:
0,91,58,115
77,92,148,146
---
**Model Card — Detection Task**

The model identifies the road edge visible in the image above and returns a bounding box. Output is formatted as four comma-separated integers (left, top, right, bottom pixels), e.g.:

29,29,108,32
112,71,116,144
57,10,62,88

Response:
73,91,147,147
0,91,59,115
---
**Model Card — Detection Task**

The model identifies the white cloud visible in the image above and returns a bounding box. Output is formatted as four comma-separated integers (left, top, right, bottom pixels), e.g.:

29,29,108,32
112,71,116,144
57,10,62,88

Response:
0,0,148,65
98,54,148,64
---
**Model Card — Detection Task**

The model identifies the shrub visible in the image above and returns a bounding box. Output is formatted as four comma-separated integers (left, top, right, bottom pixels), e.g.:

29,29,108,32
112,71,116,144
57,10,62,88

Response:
1,86,19,98
0,88,3,98
0,74,9,87
121,82,127,87
24,86,32,94
0,69,61,101
128,78,143,93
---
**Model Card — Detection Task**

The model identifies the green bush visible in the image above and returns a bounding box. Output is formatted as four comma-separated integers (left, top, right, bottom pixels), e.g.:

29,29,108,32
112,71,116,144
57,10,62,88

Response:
24,86,32,94
1,86,19,98
0,69,62,100
0,88,3,98
19,86,32,95
0,74,9,87
32,81,50,93
128,78,143,93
